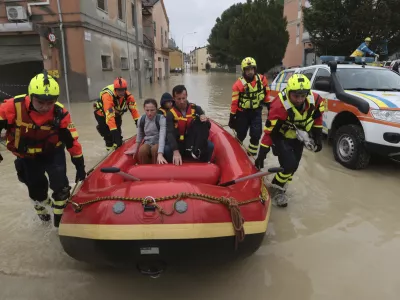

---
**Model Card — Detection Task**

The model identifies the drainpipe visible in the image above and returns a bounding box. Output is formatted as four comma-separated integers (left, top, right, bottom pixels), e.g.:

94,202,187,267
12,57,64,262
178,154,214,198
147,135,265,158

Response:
125,13,132,88
134,0,143,99
56,0,71,112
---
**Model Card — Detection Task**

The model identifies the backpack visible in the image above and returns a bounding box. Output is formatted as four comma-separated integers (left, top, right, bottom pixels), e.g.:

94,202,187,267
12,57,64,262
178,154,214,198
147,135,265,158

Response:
139,114,161,132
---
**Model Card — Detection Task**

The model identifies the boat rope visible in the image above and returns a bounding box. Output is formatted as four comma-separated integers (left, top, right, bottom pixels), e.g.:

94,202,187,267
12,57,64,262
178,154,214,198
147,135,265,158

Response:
67,192,263,250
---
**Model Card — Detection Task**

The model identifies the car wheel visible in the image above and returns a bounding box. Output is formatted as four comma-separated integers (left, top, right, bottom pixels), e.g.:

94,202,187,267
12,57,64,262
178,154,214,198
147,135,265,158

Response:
333,124,370,170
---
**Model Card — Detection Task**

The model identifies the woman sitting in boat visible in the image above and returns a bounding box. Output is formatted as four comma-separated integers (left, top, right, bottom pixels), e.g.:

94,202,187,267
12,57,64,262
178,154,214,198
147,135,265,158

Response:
124,98,168,164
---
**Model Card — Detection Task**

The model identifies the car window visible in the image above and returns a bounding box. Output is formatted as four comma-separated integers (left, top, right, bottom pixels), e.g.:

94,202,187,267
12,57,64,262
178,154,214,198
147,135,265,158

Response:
312,68,331,89
300,68,317,80
273,72,283,84
282,71,294,83
336,68,400,90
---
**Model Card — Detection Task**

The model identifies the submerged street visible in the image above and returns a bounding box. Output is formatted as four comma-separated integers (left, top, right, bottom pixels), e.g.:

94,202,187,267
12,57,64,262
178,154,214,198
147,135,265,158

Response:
1,72,400,300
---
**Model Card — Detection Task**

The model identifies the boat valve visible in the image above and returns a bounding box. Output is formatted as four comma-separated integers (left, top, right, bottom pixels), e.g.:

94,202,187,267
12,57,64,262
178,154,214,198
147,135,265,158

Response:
136,261,166,279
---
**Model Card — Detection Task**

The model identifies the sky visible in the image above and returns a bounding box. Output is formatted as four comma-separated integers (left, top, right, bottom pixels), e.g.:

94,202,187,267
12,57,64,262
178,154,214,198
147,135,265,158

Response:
164,0,246,53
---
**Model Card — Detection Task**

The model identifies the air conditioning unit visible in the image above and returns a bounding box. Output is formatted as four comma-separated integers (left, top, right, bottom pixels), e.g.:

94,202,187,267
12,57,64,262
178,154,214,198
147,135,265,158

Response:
6,6,28,21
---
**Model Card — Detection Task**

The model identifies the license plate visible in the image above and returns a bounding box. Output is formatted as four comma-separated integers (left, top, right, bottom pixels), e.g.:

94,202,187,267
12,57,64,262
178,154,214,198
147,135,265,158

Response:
140,247,160,255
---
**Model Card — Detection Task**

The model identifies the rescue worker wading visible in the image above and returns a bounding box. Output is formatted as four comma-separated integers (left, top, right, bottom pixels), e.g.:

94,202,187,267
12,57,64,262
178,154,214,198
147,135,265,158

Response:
229,57,270,156
0,72,86,227
94,77,140,150
255,74,325,207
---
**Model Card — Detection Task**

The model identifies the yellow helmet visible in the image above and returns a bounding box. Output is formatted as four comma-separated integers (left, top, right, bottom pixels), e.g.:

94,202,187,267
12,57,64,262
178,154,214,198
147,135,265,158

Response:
286,74,311,95
28,71,60,101
365,37,371,42
241,57,257,71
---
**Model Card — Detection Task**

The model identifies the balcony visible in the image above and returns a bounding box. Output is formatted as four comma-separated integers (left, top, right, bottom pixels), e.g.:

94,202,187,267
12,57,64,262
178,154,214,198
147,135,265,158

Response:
143,34,154,47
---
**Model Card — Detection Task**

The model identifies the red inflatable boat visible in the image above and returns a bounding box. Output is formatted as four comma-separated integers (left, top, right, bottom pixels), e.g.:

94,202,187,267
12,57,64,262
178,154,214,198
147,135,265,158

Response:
59,120,272,275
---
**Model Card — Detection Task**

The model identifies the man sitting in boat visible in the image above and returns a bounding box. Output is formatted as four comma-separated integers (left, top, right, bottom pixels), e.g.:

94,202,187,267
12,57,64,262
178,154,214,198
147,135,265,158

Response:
157,92,174,117
164,85,214,165
124,99,168,164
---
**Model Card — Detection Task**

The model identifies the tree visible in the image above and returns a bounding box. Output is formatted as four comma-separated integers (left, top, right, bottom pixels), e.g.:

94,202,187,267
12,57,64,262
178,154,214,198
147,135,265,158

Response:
207,0,289,73
207,3,244,66
229,0,289,73
303,0,400,57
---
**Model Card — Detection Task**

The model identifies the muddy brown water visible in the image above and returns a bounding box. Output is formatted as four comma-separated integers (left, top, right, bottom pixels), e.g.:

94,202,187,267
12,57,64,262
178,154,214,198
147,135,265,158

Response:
1,71,400,300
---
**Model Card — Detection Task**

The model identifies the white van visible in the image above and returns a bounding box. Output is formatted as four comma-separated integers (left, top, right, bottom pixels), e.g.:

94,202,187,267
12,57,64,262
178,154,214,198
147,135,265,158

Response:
294,58,400,169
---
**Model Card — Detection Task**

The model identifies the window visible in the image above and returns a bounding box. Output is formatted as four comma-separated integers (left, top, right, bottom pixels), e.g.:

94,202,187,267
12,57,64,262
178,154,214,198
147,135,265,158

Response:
121,57,129,70
336,68,400,90
134,59,138,70
131,3,135,26
282,71,295,83
313,68,330,83
300,67,317,80
165,30,167,44
97,0,107,11
117,0,125,21
296,24,300,37
161,26,163,46
153,21,156,36
101,55,112,70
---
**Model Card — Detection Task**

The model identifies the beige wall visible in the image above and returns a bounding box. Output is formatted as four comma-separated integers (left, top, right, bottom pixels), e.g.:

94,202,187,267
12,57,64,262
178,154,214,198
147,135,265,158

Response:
151,0,170,81
170,50,183,70
282,0,305,67
190,47,213,70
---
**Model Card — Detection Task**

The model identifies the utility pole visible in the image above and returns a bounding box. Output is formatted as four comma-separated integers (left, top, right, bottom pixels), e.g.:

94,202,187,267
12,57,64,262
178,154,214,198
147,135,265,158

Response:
134,0,143,99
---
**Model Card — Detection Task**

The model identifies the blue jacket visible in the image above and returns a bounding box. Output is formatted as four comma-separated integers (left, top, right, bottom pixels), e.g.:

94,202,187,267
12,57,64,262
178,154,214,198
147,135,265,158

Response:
351,42,376,57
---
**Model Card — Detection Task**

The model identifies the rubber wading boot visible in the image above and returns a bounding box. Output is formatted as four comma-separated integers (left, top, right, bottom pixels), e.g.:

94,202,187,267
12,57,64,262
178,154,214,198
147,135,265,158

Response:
33,198,51,222
269,185,288,208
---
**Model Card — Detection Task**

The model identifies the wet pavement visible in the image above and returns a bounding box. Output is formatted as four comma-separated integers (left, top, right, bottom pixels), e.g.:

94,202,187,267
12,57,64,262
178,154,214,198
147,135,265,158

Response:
1,71,400,300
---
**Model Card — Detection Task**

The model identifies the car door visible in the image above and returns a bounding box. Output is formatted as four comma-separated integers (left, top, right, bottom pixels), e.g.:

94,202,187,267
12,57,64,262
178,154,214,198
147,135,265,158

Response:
311,67,335,134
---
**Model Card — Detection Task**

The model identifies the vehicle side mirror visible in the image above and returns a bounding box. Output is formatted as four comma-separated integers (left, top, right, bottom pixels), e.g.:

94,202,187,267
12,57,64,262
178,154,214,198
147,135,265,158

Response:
314,80,331,92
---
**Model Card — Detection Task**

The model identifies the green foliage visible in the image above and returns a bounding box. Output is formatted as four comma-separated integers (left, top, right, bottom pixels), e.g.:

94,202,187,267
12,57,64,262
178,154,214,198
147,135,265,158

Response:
207,0,289,73
207,3,244,66
303,0,400,57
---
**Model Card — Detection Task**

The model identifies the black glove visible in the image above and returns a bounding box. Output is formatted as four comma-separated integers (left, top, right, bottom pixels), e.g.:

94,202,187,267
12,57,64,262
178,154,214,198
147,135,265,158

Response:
111,129,123,148
0,153,3,162
135,119,138,127
255,146,270,170
71,156,86,182
312,127,323,153
228,113,236,129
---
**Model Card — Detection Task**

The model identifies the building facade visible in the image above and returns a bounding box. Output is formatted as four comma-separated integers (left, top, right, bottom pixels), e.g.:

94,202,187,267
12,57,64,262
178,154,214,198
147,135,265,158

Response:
189,46,215,71
142,0,171,82
0,0,156,102
169,50,183,71
282,0,318,68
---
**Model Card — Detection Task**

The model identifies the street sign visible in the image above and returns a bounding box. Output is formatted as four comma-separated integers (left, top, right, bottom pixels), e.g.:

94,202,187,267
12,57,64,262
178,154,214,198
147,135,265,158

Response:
48,33,56,43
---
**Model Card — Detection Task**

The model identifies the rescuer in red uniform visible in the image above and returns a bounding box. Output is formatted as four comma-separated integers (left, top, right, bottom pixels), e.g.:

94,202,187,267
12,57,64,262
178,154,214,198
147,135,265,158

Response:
0,71,86,227
255,74,325,207
229,57,271,156
93,77,141,150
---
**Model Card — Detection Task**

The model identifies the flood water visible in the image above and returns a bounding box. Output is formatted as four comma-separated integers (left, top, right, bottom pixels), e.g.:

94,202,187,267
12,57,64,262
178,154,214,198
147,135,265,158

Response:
1,71,400,300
